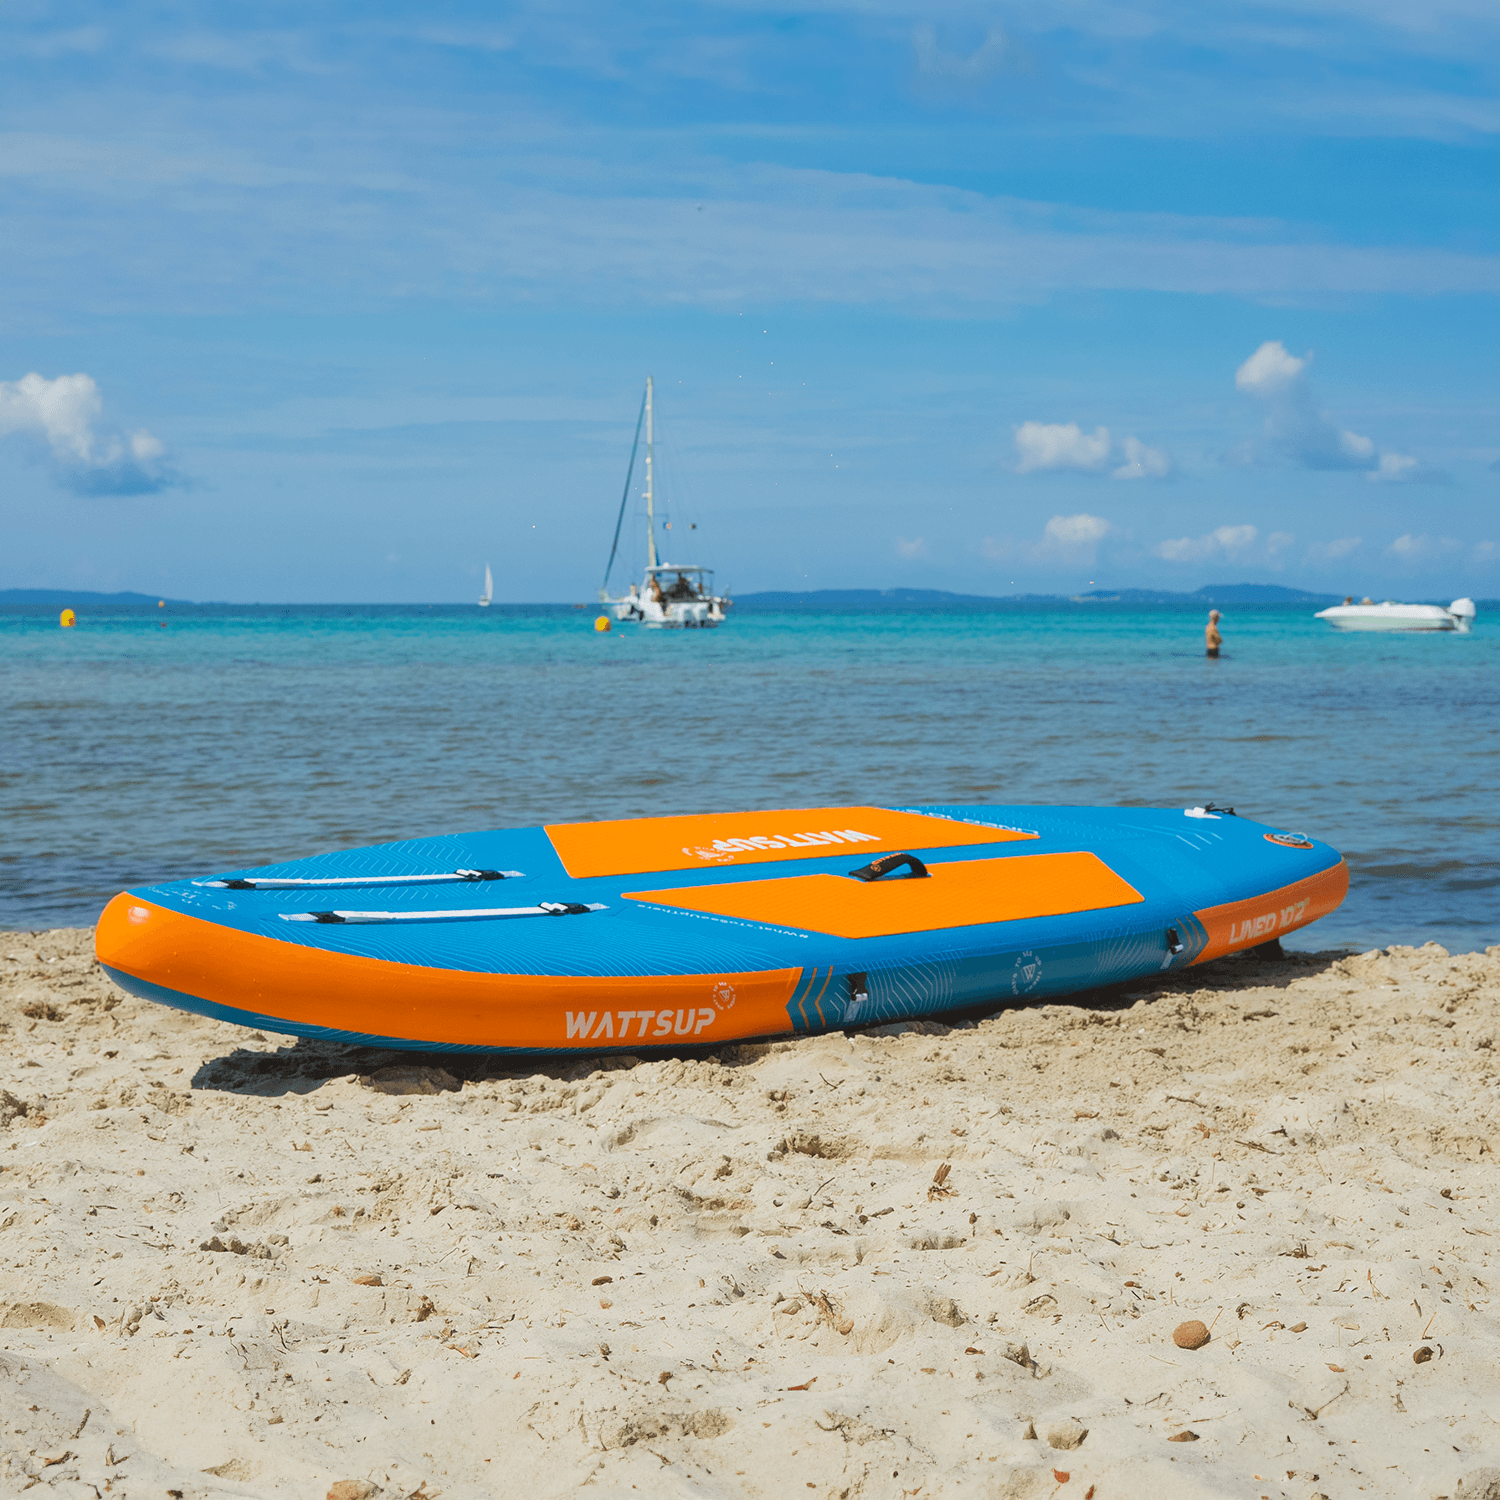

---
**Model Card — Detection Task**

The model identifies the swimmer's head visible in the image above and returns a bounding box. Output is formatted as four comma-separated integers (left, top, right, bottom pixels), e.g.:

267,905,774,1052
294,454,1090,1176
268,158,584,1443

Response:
1208,610,1221,621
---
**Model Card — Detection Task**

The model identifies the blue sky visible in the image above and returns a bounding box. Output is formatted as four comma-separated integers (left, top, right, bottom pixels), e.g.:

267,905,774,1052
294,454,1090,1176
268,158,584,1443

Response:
2,0,1497,601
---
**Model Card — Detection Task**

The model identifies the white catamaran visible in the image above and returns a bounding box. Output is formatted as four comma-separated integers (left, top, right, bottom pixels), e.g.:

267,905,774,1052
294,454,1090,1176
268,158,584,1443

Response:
478,563,493,608
599,377,731,628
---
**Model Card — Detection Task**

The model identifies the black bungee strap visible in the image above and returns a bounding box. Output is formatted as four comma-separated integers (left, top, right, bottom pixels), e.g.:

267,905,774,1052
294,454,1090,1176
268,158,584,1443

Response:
848,852,930,882
283,901,604,925
205,870,519,888
206,868,522,891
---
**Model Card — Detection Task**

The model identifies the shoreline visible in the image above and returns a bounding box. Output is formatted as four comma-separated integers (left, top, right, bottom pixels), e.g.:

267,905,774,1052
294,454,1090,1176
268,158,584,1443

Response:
4,929,1500,1498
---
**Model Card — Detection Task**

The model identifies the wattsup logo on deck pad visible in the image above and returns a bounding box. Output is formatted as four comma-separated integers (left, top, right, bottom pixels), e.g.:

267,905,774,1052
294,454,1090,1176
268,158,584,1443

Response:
681,828,882,864
1012,951,1043,995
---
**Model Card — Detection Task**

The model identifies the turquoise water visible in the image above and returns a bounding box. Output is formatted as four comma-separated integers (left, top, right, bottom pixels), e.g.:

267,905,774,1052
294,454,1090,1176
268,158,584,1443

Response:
2,601,1495,953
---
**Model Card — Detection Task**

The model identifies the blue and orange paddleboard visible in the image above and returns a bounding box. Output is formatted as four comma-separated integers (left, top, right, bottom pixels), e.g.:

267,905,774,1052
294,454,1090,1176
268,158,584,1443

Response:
95,804,1347,1054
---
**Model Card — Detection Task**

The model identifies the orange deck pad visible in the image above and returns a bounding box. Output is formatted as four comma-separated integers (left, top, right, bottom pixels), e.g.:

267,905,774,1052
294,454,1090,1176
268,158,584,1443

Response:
545,805,1034,880
95,895,800,1050
1191,859,1349,963
626,851,1144,939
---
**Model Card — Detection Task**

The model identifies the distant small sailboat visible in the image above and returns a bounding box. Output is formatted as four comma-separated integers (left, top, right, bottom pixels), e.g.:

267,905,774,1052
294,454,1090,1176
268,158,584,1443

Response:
478,563,493,608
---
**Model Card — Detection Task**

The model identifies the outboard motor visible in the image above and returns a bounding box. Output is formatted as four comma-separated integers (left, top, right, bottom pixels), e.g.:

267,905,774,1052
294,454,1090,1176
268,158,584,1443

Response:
1450,597,1477,632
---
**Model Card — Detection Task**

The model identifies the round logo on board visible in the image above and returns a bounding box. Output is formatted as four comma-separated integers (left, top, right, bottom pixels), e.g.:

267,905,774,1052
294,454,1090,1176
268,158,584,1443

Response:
712,982,737,1012
1264,832,1314,849
1012,951,1043,995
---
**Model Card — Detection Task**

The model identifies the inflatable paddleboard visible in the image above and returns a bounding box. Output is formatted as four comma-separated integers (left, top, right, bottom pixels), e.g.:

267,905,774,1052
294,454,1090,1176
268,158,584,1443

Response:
95,804,1347,1054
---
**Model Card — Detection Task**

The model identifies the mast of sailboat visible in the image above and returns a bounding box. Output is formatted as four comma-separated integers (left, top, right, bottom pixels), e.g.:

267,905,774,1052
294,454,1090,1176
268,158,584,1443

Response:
644,375,659,571
599,385,647,600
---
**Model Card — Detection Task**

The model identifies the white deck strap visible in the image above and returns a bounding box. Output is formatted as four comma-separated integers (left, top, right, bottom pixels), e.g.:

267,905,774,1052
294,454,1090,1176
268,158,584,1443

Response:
279,902,605,925
201,869,525,890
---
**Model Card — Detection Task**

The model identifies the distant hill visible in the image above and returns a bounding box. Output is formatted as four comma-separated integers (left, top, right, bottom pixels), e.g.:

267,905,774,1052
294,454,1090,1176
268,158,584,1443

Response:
736,583,1343,607
0,588,193,606
734,587,1056,607
1075,583,1342,604
1,583,1352,610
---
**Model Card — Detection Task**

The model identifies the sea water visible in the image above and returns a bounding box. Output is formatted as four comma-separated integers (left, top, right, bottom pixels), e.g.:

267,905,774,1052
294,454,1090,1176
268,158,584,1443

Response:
1,601,1495,954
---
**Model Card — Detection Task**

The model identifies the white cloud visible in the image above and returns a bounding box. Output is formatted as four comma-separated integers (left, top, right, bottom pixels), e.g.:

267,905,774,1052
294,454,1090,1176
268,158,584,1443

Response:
0,372,97,459
1014,421,1112,473
13,115,1500,324
912,24,1014,90
1235,340,1306,396
1015,422,1172,479
1386,533,1456,560
1036,512,1114,565
1155,535,1216,563
1371,452,1418,481
1367,451,1447,483
1043,513,1112,546
0,372,179,495
1154,523,1258,563
1230,340,1436,480
1214,524,1257,553
896,536,926,559
1475,541,1497,562
981,513,1115,567
1266,530,1295,557
1307,535,1363,563
1111,435,1173,480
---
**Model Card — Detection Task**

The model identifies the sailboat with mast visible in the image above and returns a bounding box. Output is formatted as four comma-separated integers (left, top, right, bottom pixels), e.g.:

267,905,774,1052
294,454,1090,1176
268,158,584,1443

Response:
478,563,493,608
599,377,731,628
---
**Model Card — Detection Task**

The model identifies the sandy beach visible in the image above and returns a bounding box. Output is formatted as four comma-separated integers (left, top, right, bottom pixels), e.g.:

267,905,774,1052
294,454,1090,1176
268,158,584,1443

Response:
4,930,1500,1499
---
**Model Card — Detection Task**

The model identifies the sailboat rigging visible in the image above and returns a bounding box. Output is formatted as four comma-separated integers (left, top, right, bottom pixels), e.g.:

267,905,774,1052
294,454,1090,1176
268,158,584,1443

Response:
599,377,730,628
478,563,493,608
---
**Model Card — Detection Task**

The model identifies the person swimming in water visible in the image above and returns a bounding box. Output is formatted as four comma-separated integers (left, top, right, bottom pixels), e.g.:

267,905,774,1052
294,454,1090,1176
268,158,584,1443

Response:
1205,609,1222,658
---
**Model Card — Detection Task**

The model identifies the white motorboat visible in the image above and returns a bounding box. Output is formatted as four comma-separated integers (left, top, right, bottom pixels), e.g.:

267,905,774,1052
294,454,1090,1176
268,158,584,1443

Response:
478,563,493,608
1315,597,1475,632
599,377,731,629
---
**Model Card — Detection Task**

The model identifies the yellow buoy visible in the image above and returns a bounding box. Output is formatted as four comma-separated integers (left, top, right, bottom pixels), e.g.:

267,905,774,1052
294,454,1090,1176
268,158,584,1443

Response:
158,600,165,608
59,608,76,628
594,615,612,632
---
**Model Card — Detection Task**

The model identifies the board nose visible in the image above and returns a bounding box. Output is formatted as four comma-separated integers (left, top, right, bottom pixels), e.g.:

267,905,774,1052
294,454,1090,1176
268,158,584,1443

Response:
95,891,167,975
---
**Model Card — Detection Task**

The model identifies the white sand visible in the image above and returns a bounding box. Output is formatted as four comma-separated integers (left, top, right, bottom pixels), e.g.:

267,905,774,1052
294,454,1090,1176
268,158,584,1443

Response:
4,930,1500,1499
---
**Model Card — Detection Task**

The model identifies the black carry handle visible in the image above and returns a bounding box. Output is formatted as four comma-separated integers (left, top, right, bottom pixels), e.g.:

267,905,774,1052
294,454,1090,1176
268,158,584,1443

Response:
848,852,930,882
